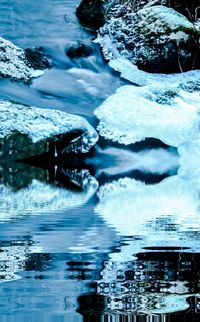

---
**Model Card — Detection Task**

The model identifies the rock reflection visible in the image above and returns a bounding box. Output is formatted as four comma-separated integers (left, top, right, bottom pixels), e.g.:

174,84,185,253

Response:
0,162,98,221
78,249,200,320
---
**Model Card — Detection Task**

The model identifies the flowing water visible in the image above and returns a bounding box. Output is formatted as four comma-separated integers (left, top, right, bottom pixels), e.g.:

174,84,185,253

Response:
0,1,200,321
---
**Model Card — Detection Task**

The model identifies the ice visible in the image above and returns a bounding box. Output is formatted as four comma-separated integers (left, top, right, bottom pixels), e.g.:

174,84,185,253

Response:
95,83,200,147
109,58,200,86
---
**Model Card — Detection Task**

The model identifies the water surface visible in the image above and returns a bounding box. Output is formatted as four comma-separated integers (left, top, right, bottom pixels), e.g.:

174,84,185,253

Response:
0,0,200,321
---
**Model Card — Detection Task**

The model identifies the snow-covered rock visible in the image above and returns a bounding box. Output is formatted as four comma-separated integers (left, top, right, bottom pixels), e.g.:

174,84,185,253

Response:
97,5,199,72
0,101,98,160
0,37,46,81
94,78,200,147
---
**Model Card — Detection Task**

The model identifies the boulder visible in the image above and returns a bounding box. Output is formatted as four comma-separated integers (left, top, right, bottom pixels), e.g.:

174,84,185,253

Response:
24,46,52,70
135,6,200,72
0,101,98,160
97,5,200,72
0,37,48,81
76,0,106,29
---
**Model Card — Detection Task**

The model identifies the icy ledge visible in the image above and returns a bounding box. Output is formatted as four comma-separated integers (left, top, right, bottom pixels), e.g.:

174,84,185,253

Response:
0,101,98,160
0,37,46,81
94,77,200,147
109,58,200,86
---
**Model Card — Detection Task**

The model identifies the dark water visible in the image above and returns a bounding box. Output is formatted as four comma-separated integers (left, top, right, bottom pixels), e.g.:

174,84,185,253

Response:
0,1,200,321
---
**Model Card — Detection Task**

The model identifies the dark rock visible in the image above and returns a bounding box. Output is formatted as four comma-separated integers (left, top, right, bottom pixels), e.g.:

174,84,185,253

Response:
25,47,52,70
0,101,98,161
66,42,93,58
76,0,106,29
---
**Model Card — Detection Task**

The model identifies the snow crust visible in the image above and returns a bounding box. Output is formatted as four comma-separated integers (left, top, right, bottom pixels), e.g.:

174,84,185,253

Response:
0,101,98,152
95,80,200,147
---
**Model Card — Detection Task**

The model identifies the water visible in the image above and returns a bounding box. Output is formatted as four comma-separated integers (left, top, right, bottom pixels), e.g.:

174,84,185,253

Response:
0,0,200,321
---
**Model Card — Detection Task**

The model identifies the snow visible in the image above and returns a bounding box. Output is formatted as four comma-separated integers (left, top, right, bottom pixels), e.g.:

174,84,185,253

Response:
109,57,200,85
0,101,98,153
94,81,200,147
0,37,44,81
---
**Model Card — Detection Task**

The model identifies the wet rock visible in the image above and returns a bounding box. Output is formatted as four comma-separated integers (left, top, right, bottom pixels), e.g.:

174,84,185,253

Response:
66,42,93,58
0,37,45,81
97,5,200,73
25,47,52,70
0,101,98,160
76,0,106,29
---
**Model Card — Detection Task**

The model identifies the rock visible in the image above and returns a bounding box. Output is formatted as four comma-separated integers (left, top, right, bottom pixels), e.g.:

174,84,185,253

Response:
76,0,106,29
94,79,200,147
97,5,200,72
66,42,93,58
0,37,46,81
0,101,98,160
24,47,52,70
135,6,200,72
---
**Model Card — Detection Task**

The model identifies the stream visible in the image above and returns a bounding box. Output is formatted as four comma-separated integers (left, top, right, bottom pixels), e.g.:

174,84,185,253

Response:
0,0,200,321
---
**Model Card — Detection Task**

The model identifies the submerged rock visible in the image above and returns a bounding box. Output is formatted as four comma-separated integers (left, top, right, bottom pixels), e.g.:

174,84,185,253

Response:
66,42,93,58
0,37,47,81
94,79,200,147
97,5,199,72
0,101,98,160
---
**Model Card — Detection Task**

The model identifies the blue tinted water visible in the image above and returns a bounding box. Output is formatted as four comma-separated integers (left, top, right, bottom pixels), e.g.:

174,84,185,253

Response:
0,1,200,321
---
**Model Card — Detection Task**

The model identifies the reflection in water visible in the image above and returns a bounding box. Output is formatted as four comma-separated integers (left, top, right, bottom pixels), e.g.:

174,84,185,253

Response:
0,240,32,282
96,175,200,253
78,249,200,320
97,250,200,314
0,0,200,320
0,162,98,221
